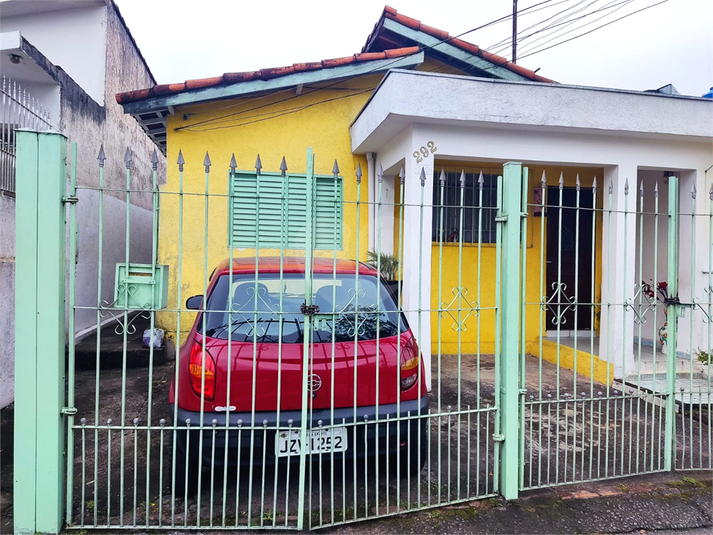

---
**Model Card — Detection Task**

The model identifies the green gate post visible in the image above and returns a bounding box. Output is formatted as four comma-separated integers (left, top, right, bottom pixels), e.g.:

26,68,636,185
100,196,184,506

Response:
500,162,523,500
664,175,679,471
14,130,67,534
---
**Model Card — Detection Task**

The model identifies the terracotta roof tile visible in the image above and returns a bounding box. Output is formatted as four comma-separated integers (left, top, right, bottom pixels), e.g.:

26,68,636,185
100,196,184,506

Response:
115,8,555,107
419,23,449,41
292,62,322,72
222,71,261,83
115,47,422,105
322,56,356,68
390,12,421,31
261,66,296,79
185,76,223,90
450,37,479,55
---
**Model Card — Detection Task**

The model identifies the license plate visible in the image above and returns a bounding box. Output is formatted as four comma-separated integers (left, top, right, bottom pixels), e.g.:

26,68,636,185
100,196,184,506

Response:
275,427,347,458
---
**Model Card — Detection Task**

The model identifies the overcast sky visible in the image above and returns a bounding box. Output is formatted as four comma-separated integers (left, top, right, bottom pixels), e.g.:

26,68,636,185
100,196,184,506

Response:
116,0,712,97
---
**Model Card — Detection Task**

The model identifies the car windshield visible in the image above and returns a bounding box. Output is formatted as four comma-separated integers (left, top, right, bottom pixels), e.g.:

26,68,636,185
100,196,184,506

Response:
196,272,407,343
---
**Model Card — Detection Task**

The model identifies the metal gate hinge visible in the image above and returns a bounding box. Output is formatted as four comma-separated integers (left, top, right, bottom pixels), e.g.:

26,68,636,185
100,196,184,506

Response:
300,303,320,316
519,388,528,394
62,195,79,205
492,434,505,442
61,406,78,415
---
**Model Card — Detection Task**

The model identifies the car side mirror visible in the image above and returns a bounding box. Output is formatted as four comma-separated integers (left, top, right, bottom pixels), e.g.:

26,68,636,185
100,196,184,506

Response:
186,295,203,310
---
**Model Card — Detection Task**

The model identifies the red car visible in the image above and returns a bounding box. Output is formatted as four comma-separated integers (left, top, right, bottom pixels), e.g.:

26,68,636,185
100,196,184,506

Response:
170,257,429,491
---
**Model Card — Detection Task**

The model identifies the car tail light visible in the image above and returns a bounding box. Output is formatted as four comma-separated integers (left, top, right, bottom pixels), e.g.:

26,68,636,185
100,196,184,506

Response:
189,340,216,401
400,337,420,391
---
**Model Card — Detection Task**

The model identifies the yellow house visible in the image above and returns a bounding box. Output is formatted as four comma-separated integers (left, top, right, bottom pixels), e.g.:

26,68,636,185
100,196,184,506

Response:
118,6,713,386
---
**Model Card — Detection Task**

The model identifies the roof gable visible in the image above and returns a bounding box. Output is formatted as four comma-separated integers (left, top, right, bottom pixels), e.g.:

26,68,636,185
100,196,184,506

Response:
364,6,554,84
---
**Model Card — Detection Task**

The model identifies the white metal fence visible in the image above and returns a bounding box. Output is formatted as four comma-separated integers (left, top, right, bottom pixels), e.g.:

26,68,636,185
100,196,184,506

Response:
0,74,52,194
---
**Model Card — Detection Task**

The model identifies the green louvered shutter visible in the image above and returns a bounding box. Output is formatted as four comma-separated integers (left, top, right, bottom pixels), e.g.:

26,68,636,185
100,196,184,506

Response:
286,174,307,249
230,171,342,250
313,176,343,250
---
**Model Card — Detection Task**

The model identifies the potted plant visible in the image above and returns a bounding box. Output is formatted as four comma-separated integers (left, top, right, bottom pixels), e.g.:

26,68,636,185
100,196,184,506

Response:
367,250,401,300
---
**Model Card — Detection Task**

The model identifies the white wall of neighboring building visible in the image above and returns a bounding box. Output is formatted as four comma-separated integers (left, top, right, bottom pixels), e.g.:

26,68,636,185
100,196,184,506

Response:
1,1,108,105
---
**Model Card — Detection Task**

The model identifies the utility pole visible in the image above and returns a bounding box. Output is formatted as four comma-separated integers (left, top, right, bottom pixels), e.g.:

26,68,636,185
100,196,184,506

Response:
512,0,518,63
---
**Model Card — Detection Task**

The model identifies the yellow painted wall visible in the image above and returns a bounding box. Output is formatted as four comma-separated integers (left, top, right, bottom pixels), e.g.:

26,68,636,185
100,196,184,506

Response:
156,59,605,362
427,163,604,354
157,75,384,341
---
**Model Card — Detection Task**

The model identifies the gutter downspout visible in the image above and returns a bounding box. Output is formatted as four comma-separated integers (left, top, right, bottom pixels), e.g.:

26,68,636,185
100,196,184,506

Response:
366,152,375,251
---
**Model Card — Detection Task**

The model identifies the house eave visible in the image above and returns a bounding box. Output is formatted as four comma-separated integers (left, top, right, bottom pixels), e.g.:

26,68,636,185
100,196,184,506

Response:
122,51,425,155
350,70,713,154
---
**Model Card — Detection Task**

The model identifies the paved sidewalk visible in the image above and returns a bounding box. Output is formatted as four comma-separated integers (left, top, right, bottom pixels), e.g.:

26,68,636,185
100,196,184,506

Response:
323,471,713,534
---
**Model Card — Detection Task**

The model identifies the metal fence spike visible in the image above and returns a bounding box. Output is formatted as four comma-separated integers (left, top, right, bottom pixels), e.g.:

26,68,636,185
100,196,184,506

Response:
478,170,485,189
97,145,106,167
124,147,132,169
691,181,697,199
459,169,466,188
608,182,613,194
419,167,426,187
655,181,659,197
356,162,362,184
280,156,288,177
592,176,597,193
709,182,713,200
400,164,405,185
439,168,446,186
639,180,644,197
624,177,629,195
254,154,262,175
177,149,185,172
229,153,237,173
332,159,340,177
203,151,211,173
378,163,383,183
558,172,564,188
151,149,159,171
576,173,580,191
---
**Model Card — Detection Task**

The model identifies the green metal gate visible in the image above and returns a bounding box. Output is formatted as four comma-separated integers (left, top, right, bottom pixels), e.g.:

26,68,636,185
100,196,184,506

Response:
13,132,712,533
519,172,712,490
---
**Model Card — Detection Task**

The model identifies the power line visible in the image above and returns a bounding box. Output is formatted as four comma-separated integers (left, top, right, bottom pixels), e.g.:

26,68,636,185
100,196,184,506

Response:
487,0,591,52
178,0,666,134
519,0,668,59
513,0,635,57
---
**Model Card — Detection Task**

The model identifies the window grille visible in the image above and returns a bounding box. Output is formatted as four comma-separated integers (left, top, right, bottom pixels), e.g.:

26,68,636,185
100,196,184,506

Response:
432,168,500,244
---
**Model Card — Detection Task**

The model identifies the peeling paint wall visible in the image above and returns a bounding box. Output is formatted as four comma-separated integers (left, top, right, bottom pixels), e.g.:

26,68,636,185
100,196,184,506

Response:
0,2,166,408
0,195,16,408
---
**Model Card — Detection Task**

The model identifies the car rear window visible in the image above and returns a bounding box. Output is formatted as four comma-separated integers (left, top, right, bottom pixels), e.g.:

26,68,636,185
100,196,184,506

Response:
197,272,408,343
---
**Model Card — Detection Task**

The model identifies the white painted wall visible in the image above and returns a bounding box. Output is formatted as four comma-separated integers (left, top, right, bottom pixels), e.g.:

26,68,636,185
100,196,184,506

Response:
352,70,713,379
1,4,108,104
634,170,670,349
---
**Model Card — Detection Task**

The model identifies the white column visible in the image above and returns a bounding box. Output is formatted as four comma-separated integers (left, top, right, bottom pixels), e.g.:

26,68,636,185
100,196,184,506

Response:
600,164,637,379
401,135,434,390
373,172,396,256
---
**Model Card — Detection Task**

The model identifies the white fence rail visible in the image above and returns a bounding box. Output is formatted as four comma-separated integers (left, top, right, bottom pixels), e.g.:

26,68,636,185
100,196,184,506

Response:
1,74,52,194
